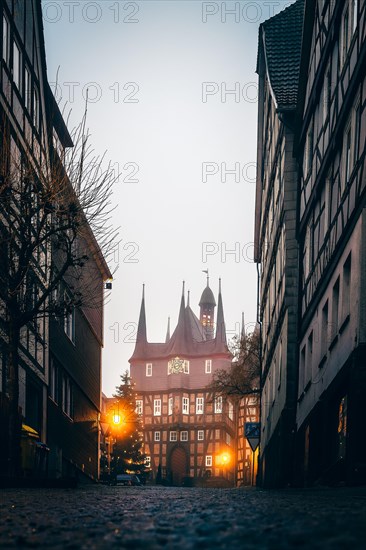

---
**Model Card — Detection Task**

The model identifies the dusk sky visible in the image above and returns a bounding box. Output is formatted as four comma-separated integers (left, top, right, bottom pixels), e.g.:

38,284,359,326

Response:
42,1,294,396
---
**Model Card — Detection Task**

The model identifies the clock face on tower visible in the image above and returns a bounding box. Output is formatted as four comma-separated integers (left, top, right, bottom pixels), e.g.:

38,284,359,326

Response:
168,357,186,374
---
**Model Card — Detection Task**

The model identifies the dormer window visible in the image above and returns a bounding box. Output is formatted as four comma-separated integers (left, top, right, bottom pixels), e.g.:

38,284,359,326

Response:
146,363,152,376
205,359,212,373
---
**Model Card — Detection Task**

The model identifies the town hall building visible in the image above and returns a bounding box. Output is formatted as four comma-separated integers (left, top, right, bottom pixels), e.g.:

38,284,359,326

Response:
129,278,236,485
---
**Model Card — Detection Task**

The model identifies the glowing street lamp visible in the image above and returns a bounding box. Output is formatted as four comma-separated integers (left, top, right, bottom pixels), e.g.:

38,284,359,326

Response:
113,413,122,425
221,452,230,465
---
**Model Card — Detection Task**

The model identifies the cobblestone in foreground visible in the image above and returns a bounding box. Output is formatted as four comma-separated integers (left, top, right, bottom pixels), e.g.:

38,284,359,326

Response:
0,485,366,549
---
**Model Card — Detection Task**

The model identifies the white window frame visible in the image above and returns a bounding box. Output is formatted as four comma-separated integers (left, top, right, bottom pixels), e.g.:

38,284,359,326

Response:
3,15,9,64
154,431,161,442
180,431,188,442
64,303,75,344
196,397,204,414
61,374,72,418
24,65,31,111
197,430,204,441
146,363,152,377
214,395,223,414
153,399,161,416
168,396,173,415
135,399,143,415
169,431,177,442
205,359,212,373
33,86,39,130
182,396,189,415
228,401,234,421
205,455,212,467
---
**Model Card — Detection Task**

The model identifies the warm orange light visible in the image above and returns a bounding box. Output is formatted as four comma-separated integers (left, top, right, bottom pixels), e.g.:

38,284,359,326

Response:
113,414,121,425
221,452,230,465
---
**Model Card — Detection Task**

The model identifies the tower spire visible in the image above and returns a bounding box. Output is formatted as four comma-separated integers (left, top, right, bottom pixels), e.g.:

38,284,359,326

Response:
187,290,190,307
202,269,209,287
199,272,216,340
136,284,147,344
241,312,246,343
165,316,171,343
215,278,227,351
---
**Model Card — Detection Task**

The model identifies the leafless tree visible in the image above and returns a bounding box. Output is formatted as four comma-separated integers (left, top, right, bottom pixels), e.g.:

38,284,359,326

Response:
207,329,260,402
0,108,118,478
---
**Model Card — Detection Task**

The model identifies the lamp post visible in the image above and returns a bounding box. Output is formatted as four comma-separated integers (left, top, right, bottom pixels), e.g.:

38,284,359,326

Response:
106,405,123,477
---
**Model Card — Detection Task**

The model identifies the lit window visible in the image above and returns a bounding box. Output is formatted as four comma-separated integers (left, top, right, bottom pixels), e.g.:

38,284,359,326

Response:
180,431,188,442
168,397,173,415
135,399,143,415
214,396,223,414
205,455,212,467
13,41,21,89
154,431,160,442
205,359,212,373
170,431,177,442
182,396,189,415
197,430,204,441
196,397,204,414
154,399,161,416
146,363,152,377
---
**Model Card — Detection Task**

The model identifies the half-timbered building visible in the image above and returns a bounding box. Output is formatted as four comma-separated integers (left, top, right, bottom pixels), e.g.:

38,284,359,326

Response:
129,280,236,485
236,395,259,486
254,0,304,487
296,0,366,486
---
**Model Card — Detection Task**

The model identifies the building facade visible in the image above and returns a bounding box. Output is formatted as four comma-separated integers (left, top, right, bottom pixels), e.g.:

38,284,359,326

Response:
255,0,366,487
296,0,366,486
236,394,259,486
0,0,110,480
254,0,304,487
0,0,51,475
129,280,236,485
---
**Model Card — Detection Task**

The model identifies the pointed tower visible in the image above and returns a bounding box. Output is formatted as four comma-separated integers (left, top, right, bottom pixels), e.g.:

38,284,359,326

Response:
199,272,216,340
241,312,246,344
130,284,147,360
215,278,227,352
165,317,171,343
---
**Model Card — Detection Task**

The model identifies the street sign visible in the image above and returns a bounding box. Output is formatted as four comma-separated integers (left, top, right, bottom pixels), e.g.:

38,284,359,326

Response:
245,422,260,452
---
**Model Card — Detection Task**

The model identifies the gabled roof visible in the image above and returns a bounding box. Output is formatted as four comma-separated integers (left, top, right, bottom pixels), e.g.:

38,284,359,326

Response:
129,283,230,362
257,0,305,111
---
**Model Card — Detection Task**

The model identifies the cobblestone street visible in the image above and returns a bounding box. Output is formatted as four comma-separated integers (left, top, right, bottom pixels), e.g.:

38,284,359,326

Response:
1,485,366,549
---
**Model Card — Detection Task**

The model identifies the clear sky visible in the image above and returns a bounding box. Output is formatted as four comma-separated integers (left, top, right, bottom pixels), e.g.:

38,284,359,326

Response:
43,0,294,396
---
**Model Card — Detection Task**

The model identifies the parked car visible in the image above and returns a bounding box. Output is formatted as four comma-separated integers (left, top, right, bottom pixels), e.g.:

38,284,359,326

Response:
114,474,142,486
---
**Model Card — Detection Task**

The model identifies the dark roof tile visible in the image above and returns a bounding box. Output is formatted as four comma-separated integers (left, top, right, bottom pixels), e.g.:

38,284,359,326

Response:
259,0,305,110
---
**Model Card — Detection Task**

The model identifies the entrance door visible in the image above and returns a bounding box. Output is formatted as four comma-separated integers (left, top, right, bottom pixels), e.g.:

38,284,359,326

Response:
170,446,188,485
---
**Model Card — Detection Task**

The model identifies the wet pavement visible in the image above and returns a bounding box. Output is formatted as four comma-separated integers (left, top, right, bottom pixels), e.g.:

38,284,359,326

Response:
0,485,366,548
